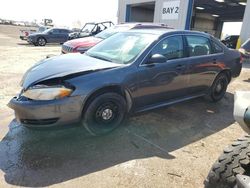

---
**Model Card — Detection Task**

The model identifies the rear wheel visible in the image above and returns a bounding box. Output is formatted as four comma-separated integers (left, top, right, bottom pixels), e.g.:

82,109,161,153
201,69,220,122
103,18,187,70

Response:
205,136,250,188
207,73,229,102
37,37,46,46
82,93,127,136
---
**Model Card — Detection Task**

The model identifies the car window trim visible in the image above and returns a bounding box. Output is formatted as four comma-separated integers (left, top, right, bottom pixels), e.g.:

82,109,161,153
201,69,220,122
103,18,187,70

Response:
185,35,225,57
139,33,224,67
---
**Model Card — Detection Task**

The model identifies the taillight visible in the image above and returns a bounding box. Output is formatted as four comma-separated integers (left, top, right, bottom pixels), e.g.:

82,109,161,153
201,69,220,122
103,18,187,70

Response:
238,48,245,64
240,53,243,63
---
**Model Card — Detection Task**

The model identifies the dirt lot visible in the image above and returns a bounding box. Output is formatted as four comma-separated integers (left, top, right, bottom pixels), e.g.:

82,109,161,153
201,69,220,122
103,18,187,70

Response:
0,24,250,188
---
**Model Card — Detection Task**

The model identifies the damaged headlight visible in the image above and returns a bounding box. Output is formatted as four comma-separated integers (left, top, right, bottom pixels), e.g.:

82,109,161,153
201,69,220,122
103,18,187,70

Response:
22,85,73,100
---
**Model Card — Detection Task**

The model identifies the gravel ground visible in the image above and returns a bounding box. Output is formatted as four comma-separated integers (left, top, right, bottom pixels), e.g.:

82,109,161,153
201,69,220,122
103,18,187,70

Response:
0,25,250,188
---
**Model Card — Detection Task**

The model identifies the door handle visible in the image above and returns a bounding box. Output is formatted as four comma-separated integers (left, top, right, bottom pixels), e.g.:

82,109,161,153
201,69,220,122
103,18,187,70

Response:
213,59,217,64
176,64,186,70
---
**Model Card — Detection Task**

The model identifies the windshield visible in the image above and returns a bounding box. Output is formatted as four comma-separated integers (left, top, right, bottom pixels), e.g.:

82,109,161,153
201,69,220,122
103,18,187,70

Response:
43,28,52,34
86,32,158,64
242,39,250,51
38,27,47,33
81,23,95,33
95,25,132,39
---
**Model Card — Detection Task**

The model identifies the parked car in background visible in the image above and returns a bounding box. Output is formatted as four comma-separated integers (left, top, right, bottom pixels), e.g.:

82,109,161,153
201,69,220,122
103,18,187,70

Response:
8,29,242,136
20,26,51,40
68,21,114,40
221,35,239,49
62,23,171,54
239,38,250,62
28,28,72,46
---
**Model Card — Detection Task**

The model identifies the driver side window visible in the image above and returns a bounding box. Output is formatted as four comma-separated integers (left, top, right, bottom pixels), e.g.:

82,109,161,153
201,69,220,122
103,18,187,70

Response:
51,29,59,34
151,36,184,61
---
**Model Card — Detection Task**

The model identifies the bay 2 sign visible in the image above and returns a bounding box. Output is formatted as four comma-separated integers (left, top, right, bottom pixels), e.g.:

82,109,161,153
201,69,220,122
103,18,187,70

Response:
162,0,180,20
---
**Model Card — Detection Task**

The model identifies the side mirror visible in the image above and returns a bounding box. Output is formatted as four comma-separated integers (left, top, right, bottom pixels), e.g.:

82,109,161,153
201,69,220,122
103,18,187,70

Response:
147,54,167,64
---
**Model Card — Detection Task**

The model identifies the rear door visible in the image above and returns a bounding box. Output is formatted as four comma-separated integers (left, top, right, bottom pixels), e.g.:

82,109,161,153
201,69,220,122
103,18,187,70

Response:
58,29,70,43
184,35,224,95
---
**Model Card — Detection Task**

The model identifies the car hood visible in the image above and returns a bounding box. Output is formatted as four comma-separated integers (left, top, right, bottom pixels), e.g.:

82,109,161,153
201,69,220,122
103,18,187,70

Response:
29,33,44,37
21,53,121,89
64,36,102,48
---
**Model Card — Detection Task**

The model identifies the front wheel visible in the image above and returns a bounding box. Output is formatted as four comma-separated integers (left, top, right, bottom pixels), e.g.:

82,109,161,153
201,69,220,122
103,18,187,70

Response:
205,136,250,188
82,93,127,136
207,73,229,102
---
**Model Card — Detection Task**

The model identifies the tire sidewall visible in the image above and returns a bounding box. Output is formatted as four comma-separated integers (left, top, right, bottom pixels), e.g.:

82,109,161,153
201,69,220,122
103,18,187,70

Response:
210,73,229,102
82,93,127,136
205,136,250,188
37,37,46,46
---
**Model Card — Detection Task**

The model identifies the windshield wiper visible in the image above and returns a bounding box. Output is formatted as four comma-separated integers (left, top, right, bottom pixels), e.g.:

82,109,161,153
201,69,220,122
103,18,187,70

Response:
86,53,113,63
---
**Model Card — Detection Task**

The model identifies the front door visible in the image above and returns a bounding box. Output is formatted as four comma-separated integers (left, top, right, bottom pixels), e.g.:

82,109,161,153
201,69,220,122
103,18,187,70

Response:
134,35,190,109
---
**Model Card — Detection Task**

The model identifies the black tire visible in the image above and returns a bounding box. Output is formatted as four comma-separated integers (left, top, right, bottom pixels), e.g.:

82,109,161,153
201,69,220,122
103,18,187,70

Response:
206,73,229,102
33,42,38,46
82,92,127,136
37,37,46,46
205,135,250,188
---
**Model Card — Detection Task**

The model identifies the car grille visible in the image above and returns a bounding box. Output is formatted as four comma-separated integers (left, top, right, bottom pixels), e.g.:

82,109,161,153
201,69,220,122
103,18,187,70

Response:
21,118,59,125
62,45,74,53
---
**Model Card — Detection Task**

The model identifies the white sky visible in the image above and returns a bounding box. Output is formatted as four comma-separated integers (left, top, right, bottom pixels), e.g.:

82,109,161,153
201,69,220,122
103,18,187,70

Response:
221,22,243,39
0,0,243,35
0,0,118,28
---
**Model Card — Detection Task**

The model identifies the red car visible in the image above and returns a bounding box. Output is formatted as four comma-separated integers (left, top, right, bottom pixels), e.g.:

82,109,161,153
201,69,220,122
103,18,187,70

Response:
61,23,171,54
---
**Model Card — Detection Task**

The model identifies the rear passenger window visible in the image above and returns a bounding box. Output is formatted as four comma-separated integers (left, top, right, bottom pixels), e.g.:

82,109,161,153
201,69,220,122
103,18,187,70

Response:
186,36,212,57
61,29,70,34
151,36,184,60
212,41,223,53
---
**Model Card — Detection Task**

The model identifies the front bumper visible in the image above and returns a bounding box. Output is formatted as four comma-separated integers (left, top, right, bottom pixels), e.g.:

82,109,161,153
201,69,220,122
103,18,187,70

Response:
61,45,74,54
8,95,84,128
27,37,34,44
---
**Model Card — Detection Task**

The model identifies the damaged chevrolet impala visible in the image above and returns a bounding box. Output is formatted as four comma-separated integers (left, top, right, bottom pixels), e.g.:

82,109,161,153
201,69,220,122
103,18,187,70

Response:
8,29,242,135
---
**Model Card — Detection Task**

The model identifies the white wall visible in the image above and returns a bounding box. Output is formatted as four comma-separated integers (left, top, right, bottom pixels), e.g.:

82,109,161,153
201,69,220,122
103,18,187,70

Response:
118,0,192,29
240,1,250,43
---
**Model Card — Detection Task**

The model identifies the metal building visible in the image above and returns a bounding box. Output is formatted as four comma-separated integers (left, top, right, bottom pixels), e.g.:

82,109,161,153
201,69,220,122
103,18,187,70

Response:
118,0,249,44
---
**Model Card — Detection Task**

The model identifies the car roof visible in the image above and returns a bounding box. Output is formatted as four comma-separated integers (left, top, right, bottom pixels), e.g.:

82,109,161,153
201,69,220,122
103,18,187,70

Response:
51,28,70,30
117,22,172,29
123,29,212,38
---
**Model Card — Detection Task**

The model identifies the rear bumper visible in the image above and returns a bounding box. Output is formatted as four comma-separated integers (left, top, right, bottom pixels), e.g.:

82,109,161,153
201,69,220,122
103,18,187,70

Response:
20,36,27,40
232,63,242,79
8,95,85,128
27,37,34,44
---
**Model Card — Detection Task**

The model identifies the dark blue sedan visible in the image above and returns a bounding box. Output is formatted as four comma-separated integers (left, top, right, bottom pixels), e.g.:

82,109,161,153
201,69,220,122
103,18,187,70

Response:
9,29,242,135
28,28,72,46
